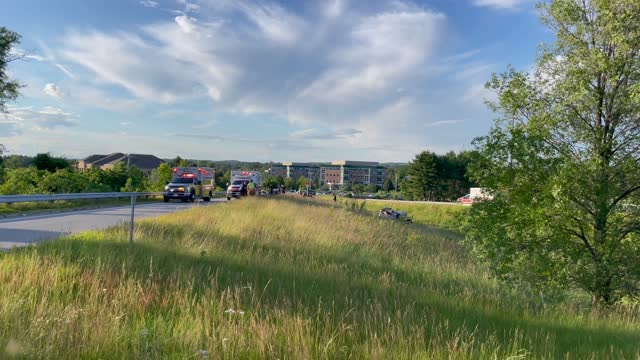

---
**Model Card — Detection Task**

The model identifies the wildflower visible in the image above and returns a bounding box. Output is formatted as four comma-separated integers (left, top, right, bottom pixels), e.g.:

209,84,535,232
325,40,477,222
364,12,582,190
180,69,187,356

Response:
224,309,235,314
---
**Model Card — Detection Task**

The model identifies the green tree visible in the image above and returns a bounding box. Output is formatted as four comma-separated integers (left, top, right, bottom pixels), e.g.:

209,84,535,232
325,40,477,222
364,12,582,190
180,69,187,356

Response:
465,0,640,306
352,183,365,194
405,151,441,201
296,176,310,190
0,27,22,113
365,184,379,193
0,167,42,194
382,178,394,192
33,153,70,172
3,154,33,169
38,169,91,193
102,162,128,191
284,177,294,190
149,163,172,191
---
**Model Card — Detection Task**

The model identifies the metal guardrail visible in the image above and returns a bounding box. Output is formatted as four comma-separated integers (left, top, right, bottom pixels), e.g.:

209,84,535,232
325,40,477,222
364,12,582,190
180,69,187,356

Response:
0,192,162,204
0,192,163,244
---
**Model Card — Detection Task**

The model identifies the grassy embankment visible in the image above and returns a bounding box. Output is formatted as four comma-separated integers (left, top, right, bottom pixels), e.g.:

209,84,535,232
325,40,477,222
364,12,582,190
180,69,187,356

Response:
1,197,639,359
319,195,468,230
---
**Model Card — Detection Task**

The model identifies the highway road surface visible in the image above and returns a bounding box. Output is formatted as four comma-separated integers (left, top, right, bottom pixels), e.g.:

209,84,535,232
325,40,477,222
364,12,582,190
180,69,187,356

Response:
0,199,226,250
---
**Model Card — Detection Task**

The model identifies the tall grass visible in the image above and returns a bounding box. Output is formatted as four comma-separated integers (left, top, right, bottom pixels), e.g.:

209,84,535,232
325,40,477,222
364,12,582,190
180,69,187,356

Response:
0,197,638,359
324,196,468,230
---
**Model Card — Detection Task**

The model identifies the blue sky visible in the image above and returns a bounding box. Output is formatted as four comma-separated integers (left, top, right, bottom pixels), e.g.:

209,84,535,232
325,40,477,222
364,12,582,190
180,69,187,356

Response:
0,0,550,162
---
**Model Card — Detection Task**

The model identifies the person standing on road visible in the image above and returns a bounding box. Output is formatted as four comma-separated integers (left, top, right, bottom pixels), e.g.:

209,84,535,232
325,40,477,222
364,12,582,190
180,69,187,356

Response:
248,180,256,196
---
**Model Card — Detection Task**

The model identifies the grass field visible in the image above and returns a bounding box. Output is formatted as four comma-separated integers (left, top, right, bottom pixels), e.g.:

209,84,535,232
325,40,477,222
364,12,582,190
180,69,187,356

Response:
1,197,638,359
319,195,468,230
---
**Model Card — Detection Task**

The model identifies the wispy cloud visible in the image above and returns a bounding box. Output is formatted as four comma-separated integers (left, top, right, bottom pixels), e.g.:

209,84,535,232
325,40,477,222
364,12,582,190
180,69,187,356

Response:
6,106,77,130
290,128,362,140
140,0,159,8
472,0,532,10
423,120,464,128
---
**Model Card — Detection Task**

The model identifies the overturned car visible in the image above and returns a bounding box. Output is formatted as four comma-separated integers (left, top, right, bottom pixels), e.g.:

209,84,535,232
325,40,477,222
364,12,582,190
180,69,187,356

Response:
378,207,413,223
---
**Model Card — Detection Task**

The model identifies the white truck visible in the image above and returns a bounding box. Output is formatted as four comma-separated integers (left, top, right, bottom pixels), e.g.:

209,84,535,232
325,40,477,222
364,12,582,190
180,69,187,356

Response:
227,170,262,200
457,188,493,205
163,167,215,202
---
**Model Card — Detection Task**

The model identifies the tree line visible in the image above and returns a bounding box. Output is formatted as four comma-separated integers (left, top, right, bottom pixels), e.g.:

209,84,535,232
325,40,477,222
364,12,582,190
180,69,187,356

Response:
401,151,476,202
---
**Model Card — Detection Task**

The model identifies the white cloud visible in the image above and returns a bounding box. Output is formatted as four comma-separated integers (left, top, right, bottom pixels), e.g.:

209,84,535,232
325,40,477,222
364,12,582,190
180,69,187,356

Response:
6,106,77,130
53,0,488,160
55,63,76,79
177,0,200,12
298,11,445,104
290,128,361,140
472,0,532,9
325,0,344,18
424,120,464,127
174,14,197,34
43,83,64,98
140,0,159,8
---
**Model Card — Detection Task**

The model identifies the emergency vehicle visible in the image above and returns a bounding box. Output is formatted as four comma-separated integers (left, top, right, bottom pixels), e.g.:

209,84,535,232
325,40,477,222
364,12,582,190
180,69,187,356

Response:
163,167,215,202
226,170,262,200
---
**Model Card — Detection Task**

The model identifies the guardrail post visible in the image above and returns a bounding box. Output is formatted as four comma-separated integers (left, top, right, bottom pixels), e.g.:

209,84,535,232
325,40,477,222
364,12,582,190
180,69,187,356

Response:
129,195,136,244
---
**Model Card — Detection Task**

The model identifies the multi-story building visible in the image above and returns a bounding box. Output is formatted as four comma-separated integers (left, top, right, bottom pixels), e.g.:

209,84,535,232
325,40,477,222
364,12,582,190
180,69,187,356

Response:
320,160,386,189
269,164,288,178
278,162,321,182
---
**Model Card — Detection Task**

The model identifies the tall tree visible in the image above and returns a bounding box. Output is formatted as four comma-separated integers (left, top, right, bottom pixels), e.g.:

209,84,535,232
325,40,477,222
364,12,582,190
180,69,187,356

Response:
465,0,640,306
32,153,70,172
1,27,24,154
0,27,22,113
405,151,441,201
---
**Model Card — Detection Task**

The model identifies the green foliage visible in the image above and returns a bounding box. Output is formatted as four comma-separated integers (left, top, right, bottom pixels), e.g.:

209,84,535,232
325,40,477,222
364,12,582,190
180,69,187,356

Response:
465,0,640,306
403,151,474,201
284,177,294,190
365,183,379,193
352,183,365,193
38,169,92,193
148,163,173,191
262,174,284,191
32,153,70,172
382,178,394,192
216,170,230,188
296,176,310,190
2,154,33,169
0,27,22,113
0,167,43,194
405,151,440,201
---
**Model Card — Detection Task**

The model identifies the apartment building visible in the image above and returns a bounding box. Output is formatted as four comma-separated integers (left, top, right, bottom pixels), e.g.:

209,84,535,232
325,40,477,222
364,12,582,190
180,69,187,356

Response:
320,160,386,188
76,153,164,174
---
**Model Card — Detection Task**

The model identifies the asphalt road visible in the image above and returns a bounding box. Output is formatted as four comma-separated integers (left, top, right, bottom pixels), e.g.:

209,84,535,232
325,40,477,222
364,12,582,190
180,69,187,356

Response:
0,199,226,250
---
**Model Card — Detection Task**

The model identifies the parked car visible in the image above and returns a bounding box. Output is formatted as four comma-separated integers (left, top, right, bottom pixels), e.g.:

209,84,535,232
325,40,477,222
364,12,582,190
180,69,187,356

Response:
457,194,473,205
